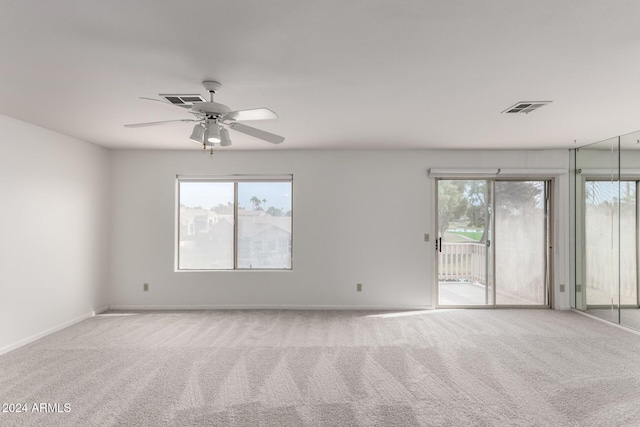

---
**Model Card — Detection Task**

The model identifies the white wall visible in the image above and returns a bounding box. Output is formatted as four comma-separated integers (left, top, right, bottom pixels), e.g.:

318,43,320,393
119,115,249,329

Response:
109,148,571,310
0,114,110,354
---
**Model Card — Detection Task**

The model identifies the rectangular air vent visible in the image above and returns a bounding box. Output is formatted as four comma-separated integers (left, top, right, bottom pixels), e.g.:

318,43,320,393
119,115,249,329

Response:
502,101,552,114
159,94,206,106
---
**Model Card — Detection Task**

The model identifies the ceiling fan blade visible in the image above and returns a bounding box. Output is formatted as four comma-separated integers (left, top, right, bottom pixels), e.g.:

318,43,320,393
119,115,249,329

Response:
140,97,191,109
124,119,197,128
228,122,284,144
225,108,278,121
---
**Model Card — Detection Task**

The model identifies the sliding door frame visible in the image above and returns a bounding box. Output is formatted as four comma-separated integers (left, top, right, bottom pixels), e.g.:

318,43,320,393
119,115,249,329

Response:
435,177,553,309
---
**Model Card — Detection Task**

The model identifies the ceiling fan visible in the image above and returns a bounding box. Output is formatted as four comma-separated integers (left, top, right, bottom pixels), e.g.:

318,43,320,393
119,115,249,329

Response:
124,81,284,151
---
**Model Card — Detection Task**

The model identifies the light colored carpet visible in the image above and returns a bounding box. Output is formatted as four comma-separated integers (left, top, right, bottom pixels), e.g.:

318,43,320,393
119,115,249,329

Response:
1,309,640,426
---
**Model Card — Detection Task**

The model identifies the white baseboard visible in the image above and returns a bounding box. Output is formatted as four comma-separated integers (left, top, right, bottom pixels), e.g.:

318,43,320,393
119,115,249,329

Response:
0,306,109,356
93,305,110,315
107,304,434,311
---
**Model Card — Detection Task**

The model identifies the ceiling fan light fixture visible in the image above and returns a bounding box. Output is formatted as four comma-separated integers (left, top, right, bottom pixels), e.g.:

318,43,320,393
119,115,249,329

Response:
207,123,221,143
189,124,205,143
220,128,232,146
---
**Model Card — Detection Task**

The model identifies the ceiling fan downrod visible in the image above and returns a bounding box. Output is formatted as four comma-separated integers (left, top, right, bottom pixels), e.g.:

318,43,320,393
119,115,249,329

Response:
202,80,221,102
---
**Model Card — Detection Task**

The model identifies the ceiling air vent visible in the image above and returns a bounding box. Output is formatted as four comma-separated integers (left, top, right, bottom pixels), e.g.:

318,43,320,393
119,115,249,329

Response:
159,94,206,107
502,101,552,114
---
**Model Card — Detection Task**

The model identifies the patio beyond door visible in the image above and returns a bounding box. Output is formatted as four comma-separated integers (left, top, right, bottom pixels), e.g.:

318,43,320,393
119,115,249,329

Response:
436,179,550,307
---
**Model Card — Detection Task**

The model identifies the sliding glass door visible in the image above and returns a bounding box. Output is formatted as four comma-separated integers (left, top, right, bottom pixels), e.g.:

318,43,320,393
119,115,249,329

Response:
494,181,548,305
436,179,550,307
436,180,493,306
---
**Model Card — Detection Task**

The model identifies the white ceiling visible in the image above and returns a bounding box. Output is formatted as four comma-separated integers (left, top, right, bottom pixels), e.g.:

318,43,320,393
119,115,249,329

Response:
2,0,640,150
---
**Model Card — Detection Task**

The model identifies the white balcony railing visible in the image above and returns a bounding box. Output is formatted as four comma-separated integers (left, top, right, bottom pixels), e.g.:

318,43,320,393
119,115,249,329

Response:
438,242,486,285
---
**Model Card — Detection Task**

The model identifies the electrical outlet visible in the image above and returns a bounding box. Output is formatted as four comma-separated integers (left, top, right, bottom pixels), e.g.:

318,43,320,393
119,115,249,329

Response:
559,284,565,293
357,283,362,292
143,283,149,292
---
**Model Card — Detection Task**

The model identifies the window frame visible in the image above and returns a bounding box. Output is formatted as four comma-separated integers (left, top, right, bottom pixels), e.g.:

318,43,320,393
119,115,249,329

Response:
175,174,293,271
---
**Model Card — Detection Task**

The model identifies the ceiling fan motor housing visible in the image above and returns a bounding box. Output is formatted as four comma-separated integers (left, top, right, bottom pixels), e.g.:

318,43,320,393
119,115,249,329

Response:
191,101,232,117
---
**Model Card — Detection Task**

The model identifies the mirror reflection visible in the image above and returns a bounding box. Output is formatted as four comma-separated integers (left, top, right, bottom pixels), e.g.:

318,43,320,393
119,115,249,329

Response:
573,130,640,331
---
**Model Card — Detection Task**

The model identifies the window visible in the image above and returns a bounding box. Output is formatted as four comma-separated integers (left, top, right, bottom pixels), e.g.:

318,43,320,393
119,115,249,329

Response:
177,175,292,270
